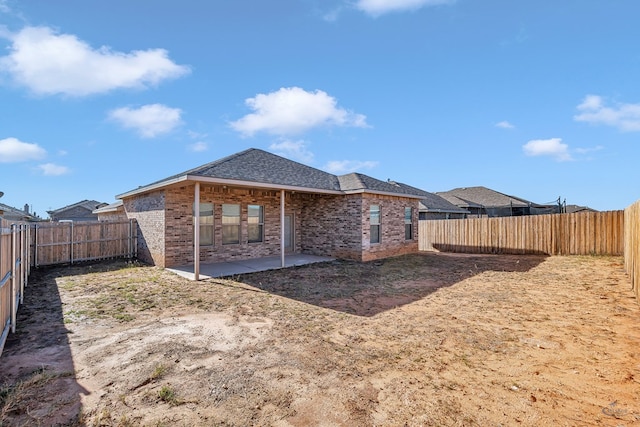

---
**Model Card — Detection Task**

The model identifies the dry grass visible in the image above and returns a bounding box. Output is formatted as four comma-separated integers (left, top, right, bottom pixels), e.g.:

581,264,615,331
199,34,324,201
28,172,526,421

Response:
1,253,639,426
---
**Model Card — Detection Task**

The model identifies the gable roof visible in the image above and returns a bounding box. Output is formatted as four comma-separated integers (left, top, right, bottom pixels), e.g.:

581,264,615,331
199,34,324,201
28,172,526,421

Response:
118,148,425,200
47,200,106,215
436,186,533,208
163,148,342,191
386,181,469,213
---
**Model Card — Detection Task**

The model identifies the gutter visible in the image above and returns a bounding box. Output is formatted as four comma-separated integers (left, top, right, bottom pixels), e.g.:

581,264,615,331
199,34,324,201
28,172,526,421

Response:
117,175,423,200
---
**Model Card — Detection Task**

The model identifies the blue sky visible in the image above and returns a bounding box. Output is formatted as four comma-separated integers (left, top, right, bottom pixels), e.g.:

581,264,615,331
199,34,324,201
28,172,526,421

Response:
0,0,638,217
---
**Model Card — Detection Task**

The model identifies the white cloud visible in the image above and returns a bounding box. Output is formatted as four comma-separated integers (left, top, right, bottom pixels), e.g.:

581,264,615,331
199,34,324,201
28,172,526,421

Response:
108,104,183,138
522,138,572,162
324,159,379,174
0,1,10,13
37,163,69,176
0,26,190,96
355,0,454,16
187,130,208,140
574,94,640,132
575,145,604,155
269,140,314,163
495,121,515,129
323,7,343,22
0,137,46,162
230,87,368,137
188,141,208,152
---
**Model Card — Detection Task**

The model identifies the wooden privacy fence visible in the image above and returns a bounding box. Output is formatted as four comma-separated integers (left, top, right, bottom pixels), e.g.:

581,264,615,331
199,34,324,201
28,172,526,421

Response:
419,210,624,256
625,201,640,301
32,219,137,267
0,219,30,356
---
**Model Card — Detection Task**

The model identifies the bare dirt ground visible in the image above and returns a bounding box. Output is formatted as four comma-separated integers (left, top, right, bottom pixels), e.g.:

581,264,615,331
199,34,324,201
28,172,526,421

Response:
1,252,639,426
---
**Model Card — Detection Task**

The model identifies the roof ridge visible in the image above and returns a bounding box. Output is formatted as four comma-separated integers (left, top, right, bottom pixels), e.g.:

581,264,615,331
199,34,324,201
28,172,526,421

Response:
181,147,256,176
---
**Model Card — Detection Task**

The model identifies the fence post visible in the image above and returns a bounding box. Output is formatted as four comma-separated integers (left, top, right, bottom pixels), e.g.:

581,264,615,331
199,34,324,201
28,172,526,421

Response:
20,225,26,304
70,221,74,264
10,224,16,334
34,223,38,268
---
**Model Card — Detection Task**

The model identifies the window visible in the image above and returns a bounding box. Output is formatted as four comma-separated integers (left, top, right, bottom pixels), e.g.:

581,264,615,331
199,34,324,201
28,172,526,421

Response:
405,207,413,240
194,203,214,246
370,205,380,244
222,204,240,244
248,205,264,243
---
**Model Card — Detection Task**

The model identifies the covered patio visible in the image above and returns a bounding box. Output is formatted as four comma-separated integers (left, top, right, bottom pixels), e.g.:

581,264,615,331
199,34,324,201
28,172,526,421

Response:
167,253,334,280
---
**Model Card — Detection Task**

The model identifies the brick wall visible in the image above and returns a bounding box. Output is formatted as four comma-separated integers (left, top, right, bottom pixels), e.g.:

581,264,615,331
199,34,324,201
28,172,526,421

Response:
123,191,166,266
97,212,128,222
299,193,419,262
299,193,364,259
360,194,419,262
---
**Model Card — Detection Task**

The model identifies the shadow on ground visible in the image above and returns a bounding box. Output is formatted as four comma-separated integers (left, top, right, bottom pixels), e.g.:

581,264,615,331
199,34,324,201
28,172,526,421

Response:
237,252,548,317
0,262,125,426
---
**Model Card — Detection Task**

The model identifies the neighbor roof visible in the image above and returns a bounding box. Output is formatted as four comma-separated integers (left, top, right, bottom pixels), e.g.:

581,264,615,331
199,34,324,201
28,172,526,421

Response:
386,181,469,213
0,202,40,222
47,200,106,215
118,148,426,199
436,186,532,208
565,204,598,214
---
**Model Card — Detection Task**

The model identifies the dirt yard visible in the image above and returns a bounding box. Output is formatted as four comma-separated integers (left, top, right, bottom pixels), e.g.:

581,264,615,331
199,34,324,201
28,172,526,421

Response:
1,252,639,426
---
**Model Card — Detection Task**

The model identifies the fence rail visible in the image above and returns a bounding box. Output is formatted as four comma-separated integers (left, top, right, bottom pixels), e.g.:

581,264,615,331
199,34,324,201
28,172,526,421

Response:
419,210,624,256
625,201,640,300
32,220,137,267
0,219,30,356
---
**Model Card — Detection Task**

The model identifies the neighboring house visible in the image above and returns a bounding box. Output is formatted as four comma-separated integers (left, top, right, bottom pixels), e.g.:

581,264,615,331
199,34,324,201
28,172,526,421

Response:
386,180,469,219
565,204,598,214
436,186,559,218
116,148,424,268
92,200,127,221
47,200,107,222
0,202,40,222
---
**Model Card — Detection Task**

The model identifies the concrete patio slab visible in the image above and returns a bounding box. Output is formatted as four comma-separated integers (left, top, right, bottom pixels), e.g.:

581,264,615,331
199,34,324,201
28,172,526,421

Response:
167,254,335,280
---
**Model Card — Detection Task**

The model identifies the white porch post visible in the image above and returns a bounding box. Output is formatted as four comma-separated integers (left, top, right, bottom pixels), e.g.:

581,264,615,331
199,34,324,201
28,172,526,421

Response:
280,189,285,268
194,182,200,281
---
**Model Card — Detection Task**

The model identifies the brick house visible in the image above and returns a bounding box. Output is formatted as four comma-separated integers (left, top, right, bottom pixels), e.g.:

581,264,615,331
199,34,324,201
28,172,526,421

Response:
116,148,424,274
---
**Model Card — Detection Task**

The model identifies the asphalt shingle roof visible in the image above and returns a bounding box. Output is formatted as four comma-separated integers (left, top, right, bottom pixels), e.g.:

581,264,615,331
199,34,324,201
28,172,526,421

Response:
123,148,426,199
338,174,429,197
387,181,469,213
0,202,39,222
150,148,341,191
47,200,106,215
436,186,531,208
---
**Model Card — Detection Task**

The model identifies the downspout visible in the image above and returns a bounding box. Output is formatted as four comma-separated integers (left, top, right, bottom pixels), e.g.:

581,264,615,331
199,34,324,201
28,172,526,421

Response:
281,189,285,268
194,182,200,281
